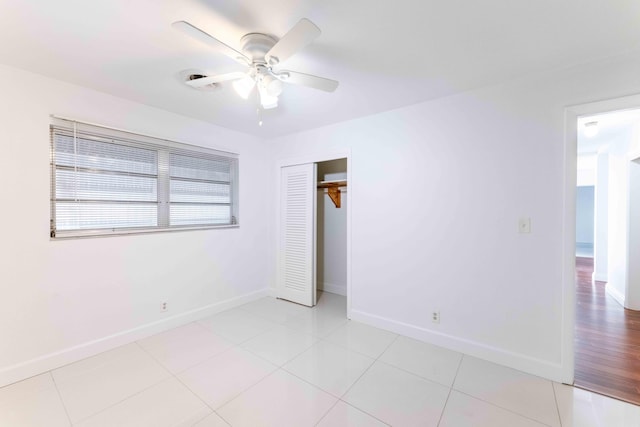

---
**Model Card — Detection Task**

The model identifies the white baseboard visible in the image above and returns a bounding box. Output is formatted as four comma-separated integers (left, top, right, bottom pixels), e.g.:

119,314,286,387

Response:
605,283,626,307
592,271,608,282
318,282,347,296
269,284,346,298
0,289,269,388
349,309,564,382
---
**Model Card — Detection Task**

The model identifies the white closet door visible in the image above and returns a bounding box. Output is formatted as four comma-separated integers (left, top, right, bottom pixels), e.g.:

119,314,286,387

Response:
278,163,317,306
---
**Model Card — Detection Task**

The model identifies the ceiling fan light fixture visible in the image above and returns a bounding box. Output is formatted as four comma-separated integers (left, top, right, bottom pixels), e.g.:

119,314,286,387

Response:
174,18,339,114
262,74,283,97
232,76,256,99
258,85,278,109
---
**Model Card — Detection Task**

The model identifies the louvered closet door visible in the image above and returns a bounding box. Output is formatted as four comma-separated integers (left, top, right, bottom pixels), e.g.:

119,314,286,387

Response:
278,163,317,306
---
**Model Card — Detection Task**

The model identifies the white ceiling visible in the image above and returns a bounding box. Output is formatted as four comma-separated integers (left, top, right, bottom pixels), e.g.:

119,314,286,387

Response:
2,0,640,137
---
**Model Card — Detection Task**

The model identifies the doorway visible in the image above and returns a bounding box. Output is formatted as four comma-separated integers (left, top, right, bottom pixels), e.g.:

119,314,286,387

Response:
573,108,640,404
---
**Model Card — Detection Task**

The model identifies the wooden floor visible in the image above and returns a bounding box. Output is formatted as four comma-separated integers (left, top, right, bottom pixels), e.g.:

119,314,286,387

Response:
574,256,640,405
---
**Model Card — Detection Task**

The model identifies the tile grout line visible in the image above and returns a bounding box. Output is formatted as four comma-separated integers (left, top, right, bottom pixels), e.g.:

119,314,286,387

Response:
204,297,393,425
213,367,285,423
551,382,564,427
137,336,255,427
334,398,392,427
51,343,174,425
436,353,465,426
189,320,254,349
323,333,401,426
49,371,74,427
210,367,284,425
205,308,272,336
168,314,263,370
134,315,292,426
214,410,234,427
338,332,400,398
235,329,319,368
269,317,392,426
189,410,216,427
373,355,460,390
452,389,556,427
230,297,390,426
312,396,341,426
134,340,217,414
449,356,560,426
267,298,393,426
281,364,391,427
68,376,170,424
173,344,238,375
317,325,397,359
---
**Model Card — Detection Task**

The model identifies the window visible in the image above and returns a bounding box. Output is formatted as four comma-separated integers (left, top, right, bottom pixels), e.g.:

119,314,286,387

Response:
50,118,238,238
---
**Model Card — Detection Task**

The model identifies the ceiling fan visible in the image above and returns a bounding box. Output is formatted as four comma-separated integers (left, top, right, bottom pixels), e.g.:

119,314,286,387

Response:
172,18,339,111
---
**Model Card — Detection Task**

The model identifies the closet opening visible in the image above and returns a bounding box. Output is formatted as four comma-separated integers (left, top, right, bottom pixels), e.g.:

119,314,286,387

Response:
316,159,348,313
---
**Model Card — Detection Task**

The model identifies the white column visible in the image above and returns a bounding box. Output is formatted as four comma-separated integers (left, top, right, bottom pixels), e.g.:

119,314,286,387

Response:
606,153,628,307
593,149,609,282
626,156,640,310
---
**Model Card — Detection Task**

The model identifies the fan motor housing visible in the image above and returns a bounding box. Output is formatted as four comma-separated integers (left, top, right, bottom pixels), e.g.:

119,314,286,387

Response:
240,33,277,62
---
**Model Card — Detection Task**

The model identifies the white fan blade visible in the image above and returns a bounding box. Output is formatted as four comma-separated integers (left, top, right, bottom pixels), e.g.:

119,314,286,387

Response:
278,71,339,92
172,21,250,65
265,19,320,65
185,72,247,88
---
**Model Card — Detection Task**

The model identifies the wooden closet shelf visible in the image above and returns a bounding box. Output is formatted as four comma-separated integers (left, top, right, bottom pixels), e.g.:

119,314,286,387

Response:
317,179,347,189
317,180,347,208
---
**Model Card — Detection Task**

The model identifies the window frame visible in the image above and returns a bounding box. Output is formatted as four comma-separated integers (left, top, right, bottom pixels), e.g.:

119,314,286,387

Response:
50,117,239,239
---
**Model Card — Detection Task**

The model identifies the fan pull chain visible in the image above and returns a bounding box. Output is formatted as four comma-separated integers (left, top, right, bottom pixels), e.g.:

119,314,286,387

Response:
257,107,263,127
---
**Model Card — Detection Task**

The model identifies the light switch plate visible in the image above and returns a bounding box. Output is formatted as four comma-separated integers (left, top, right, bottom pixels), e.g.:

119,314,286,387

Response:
519,217,531,234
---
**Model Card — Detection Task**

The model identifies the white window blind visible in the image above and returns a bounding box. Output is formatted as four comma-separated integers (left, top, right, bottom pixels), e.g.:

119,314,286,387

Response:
50,118,238,238
169,153,233,226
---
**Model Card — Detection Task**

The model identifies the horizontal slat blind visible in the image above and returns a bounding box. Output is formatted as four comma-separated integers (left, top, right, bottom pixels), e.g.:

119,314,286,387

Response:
50,118,238,238
169,153,234,226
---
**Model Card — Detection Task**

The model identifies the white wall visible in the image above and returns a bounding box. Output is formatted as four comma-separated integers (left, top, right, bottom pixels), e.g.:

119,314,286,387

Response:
0,64,270,386
593,150,609,281
317,159,347,296
576,154,597,186
268,51,640,381
606,130,633,307
628,157,640,310
575,186,594,246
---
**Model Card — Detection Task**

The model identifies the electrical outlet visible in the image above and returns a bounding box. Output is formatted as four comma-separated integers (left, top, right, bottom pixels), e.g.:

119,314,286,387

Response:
519,217,531,234
160,301,168,312
432,311,440,324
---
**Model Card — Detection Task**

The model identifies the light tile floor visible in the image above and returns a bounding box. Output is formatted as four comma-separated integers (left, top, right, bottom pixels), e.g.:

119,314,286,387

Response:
2,292,640,426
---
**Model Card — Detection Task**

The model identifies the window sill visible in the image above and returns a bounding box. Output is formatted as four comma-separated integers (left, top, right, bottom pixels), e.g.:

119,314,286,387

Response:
50,224,240,240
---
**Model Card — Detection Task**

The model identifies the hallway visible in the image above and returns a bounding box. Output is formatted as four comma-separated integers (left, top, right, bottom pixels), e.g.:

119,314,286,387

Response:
575,257,640,405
